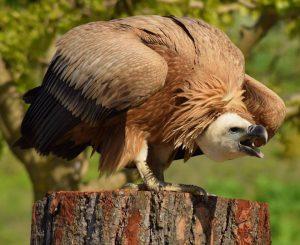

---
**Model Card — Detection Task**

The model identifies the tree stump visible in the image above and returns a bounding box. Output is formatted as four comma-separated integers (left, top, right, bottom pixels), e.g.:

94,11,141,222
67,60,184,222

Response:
31,190,270,244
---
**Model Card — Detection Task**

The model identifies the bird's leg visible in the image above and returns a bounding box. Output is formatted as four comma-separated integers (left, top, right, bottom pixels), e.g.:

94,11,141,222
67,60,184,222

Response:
121,165,164,190
135,160,207,197
122,142,207,197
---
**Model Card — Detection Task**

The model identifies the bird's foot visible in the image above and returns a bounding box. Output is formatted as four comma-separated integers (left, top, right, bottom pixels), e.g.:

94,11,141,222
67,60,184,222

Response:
134,160,208,200
148,181,208,200
122,182,207,199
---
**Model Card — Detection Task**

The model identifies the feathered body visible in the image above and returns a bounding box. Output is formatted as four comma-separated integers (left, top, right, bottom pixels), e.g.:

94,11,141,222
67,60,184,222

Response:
17,16,286,176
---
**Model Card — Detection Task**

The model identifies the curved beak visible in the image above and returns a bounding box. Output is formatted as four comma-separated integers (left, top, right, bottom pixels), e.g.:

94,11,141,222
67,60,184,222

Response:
239,125,268,158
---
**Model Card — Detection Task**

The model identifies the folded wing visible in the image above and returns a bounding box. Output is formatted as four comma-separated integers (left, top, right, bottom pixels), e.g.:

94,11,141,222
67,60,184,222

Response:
243,74,286,139
17,22,168,158
47,23,168,125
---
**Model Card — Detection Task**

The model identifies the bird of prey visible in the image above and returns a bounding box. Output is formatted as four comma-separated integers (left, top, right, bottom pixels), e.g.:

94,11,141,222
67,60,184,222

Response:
16,15,286,195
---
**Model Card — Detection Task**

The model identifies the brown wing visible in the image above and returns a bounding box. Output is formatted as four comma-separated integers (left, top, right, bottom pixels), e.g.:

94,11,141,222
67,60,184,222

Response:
17,20,168,158
46,22,168,125
243,74,286,139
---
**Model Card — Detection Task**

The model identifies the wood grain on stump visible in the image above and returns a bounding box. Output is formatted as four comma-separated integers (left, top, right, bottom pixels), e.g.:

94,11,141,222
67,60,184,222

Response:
31,190,270,244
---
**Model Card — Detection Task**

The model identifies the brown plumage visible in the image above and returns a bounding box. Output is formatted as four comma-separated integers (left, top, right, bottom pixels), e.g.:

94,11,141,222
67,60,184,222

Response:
17,15,286,180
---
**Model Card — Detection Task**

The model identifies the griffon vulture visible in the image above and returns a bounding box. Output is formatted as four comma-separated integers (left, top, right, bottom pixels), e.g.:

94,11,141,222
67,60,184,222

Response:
16,15,286,195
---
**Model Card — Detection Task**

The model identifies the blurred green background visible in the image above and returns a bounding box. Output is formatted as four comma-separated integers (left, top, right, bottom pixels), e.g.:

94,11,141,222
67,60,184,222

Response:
0,0,300,244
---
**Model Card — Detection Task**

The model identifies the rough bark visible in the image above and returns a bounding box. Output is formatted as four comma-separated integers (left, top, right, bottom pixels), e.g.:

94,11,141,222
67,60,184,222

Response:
31,190,271,245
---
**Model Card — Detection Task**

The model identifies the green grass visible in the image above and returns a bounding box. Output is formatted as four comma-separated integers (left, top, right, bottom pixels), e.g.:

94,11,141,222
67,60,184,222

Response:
0,137,299,244
0,148,32,244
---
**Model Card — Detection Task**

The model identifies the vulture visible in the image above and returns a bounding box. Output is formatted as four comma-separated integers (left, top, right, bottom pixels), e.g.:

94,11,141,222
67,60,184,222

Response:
16,15,286,195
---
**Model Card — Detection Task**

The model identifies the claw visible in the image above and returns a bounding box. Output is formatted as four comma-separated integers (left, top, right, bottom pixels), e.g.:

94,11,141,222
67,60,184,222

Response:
181,184,208,202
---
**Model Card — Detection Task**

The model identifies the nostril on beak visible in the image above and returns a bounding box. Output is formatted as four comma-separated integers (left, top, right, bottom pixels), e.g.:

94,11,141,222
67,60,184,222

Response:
248,125,256,133
247,125,268,145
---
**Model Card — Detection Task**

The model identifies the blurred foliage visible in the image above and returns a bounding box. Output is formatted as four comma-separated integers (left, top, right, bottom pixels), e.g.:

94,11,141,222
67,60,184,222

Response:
0,132,4,156
0,0,299,90
0,0,300,244
0,147,31,244
0,0,110,90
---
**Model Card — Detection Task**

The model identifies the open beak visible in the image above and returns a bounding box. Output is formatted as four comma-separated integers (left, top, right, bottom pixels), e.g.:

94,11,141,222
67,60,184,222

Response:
238,125,268,158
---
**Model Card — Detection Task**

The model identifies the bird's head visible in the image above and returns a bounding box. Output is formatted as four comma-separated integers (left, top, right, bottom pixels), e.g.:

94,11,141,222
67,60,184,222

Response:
195,113,268,162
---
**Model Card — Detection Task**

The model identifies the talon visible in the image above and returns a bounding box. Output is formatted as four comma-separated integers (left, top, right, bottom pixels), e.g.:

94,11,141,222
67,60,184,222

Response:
185,185,208,202
199,189,208,202
193,186,207,197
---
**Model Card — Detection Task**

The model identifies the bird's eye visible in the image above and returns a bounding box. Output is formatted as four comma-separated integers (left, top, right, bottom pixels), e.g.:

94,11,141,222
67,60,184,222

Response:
229,127,241,133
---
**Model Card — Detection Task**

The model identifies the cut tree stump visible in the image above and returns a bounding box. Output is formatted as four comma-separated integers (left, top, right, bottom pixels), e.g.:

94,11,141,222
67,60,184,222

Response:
31,190,270,244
